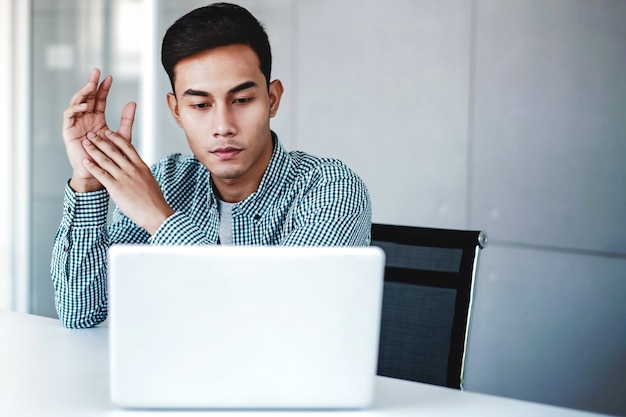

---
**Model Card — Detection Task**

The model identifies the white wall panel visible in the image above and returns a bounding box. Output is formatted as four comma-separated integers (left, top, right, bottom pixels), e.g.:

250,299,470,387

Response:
295,0,472,229
471,0,626,253
0,0,10,308
465,245,626,416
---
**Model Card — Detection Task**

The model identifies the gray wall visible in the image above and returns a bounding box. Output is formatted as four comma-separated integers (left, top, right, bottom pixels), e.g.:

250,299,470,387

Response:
31,0,626,416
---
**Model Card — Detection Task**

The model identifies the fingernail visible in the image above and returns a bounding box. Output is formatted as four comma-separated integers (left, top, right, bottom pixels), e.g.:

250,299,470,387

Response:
104,129,112,135
83,139,92,146
87,132,96,138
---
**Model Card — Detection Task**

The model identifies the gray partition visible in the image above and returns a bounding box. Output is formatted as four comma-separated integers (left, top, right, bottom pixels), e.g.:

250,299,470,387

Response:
295,0,472,230
465,2,626,414
471,0,626,254
465,245,626,415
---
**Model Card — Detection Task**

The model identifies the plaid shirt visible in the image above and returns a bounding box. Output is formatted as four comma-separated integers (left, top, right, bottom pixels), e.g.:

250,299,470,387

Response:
51,135,372,328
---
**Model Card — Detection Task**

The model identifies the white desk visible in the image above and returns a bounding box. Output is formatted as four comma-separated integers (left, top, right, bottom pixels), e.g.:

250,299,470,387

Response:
0,310,609,417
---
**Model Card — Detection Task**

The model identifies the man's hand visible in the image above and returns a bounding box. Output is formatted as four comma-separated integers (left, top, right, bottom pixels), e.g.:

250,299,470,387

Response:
62,68,136,192
81,129,175,235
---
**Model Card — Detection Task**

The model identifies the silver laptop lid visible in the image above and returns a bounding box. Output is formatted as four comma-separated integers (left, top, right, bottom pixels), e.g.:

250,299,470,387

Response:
108,245,385,410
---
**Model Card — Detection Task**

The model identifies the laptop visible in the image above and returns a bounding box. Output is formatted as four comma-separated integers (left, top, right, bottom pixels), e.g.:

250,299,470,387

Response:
107,244,385,409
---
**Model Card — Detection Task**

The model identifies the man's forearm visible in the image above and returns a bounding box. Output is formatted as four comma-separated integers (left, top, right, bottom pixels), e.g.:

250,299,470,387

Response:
51,224,109,328
51,184,111,328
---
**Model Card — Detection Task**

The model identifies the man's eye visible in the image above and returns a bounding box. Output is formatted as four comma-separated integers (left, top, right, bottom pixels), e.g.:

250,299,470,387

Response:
192,103,210,109
234,98,251,104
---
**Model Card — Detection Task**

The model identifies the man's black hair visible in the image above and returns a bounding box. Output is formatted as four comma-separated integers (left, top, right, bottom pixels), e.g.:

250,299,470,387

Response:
161,2,272,93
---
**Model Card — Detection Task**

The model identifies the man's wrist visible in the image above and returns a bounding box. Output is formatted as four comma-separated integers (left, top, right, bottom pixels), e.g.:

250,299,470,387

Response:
69,176,104,193
144,207,176,236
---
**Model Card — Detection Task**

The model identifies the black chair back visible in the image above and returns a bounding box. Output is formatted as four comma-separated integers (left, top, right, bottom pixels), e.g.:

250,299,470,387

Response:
371,223,487,389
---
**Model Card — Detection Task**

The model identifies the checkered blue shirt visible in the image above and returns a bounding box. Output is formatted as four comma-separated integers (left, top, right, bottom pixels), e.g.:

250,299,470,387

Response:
51,135,372,328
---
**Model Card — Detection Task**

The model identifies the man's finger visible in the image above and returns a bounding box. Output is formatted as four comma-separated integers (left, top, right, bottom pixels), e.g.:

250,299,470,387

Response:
117,102,137,142
81,133,126,177
93,75,113,115
62,103,88,132
101,129,143,166
82,157,115,189
68,68,100,110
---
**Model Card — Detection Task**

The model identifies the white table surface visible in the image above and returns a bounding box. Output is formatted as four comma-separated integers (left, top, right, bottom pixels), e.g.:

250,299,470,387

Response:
0,310,610,417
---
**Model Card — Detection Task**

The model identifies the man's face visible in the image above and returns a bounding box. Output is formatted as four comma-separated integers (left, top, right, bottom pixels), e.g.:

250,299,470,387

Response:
167,44,282,200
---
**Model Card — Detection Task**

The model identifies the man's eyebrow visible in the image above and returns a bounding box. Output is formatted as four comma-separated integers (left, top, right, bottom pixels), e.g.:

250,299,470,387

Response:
229,81,259,94
181,81,259,98
182,88,210,97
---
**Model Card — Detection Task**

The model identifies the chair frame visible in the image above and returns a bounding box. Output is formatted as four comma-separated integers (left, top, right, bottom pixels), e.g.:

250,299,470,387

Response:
371,223,487,389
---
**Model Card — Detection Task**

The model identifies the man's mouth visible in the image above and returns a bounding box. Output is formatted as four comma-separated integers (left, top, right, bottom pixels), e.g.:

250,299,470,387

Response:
212,146,242,160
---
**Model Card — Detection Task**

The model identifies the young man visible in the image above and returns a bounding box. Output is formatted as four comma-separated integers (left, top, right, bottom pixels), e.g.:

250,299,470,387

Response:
51,3,371,329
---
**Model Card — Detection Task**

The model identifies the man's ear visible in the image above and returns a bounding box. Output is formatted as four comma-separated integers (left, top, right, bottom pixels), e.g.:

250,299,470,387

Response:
268,79,284,118
167,92,184,128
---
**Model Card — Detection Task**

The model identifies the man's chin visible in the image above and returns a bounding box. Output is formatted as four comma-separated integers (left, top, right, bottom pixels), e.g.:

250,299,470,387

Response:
207,166,243,181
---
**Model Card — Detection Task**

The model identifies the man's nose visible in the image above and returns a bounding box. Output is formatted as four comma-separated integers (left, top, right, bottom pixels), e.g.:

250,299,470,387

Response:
213,104,236,137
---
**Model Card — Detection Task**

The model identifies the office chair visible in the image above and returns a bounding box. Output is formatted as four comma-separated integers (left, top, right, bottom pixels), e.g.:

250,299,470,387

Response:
371,223,487,389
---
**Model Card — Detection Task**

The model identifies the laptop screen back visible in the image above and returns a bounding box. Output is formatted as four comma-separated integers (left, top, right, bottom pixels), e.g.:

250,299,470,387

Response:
108,245,385,409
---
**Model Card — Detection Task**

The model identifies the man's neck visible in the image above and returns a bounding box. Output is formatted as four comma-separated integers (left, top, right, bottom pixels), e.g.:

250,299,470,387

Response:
212,144,274,203
210,131,275,203
212,179,259,203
